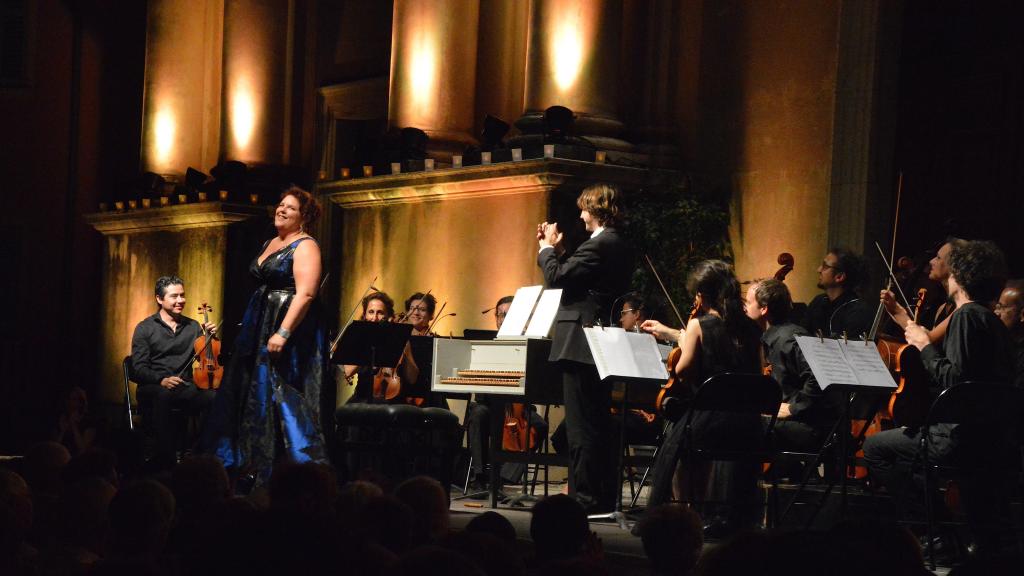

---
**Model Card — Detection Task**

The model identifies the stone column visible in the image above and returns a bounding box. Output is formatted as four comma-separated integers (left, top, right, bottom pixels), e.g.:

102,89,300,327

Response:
140,0,223,177
621,0,680,165
220,0,291,165
518,0,629,150
388,0,481,159
473,0,530,138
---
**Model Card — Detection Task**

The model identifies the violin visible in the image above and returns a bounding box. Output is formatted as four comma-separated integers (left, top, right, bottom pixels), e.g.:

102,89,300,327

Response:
655,294,702,417
193,303,223,390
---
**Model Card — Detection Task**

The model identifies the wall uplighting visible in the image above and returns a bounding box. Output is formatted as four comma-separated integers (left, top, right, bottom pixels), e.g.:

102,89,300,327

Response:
408,29,438,121
551,14,583,92
153,108,176,169
230,78,257,154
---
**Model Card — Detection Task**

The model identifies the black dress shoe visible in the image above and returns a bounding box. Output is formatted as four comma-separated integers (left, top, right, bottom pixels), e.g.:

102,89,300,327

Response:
702,517,739,540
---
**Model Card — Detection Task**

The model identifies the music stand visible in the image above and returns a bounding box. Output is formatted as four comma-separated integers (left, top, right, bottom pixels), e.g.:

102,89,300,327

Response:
330,320,413,368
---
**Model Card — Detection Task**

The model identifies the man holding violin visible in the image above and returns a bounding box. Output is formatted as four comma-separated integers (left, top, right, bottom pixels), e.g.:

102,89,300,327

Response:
129,275,218,469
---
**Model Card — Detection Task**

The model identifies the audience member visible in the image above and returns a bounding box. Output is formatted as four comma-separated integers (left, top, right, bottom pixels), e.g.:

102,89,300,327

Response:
635,503,703,576
529,494,589,566
395,475,450,545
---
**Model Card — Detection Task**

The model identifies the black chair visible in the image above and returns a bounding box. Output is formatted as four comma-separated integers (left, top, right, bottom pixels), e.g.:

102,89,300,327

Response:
122,355,138,431
917,382,1024,569
676,373,782,524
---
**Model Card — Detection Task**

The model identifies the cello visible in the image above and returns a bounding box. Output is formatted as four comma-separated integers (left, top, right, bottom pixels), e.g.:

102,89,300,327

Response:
192,303,223,390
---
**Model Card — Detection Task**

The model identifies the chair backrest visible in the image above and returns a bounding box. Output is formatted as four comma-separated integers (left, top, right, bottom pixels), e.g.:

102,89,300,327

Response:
691,372,782,416
926,382,1023,429
122,355,135,430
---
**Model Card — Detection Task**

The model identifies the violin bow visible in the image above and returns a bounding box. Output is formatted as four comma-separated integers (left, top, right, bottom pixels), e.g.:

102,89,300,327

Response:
644,254,686,327
330,275,379,356
425,301,448,335
875,241,916,319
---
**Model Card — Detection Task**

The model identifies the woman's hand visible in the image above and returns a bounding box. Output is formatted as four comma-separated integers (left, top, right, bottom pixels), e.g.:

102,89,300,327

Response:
267,333,287,358
880,289,901,315
640,319,681,343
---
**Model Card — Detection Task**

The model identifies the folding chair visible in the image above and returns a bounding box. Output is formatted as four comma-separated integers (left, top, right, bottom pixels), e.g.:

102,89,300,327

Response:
676,373,781,525
917,382,1024,569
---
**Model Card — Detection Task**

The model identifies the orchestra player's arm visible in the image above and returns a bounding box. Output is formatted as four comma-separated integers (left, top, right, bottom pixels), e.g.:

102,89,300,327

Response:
882,289,949,344
673,317,702,381
639,319,683,344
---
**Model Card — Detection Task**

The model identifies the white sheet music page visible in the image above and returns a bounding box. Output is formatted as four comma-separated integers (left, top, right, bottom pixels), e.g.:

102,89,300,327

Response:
524,289,563,338
497,285,543,339
837,340,897,390
584,327,669,382
796,336,860,389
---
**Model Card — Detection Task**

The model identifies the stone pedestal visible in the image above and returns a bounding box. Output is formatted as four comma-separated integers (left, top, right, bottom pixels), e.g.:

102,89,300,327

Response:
84,202,267,404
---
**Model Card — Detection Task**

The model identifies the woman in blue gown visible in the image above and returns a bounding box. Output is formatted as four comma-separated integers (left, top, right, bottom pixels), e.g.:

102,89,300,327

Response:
204,186,329,485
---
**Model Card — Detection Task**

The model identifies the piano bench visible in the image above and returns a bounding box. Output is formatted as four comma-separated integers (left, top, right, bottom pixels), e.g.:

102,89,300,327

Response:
334,403,460,494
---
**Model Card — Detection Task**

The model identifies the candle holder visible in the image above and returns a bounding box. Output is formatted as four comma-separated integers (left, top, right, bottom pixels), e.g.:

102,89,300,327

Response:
219,190,229,201
249,193,259,204
543,144,555,158
595,151,607,164
424,159,435,171
159,196,170,207
340,167,351,179
362,165,373,177
98,202,109,212
391,162,401,175
481,152,492,165
197,192,208,202
452,155,463,168
141,198,152,208
177,194,188,204
114,201,125,212
127,200,138,210
511,148,523,161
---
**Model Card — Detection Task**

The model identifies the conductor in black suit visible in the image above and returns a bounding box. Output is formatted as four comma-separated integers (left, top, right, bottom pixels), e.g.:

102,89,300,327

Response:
537,183,633,512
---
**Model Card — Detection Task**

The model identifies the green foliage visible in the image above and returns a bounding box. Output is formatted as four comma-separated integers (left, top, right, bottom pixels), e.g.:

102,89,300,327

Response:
622,174,732,323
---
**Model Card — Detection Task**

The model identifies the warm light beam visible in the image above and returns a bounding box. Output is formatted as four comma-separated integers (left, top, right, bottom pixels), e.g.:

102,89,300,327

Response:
231,80,256,152
551,10,583,92
153,108,176,168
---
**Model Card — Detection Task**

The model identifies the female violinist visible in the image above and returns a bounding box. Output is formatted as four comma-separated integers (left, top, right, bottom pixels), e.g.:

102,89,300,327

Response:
641,260,763,537
342,291,420,404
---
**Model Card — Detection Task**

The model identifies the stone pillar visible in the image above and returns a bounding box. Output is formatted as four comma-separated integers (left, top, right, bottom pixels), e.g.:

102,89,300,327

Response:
473,0,530,138
221,0,291,165
518,0,629,150
621,0,681,164
140,0,223,177
388,0,481,159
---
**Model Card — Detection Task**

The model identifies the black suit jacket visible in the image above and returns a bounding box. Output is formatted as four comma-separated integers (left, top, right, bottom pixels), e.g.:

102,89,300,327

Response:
537,227,633,364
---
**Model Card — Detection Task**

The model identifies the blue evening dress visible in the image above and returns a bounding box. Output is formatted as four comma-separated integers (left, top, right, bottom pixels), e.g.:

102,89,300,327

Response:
203,237,328,485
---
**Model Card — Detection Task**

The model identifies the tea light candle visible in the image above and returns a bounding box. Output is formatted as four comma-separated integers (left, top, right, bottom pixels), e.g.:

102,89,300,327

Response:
391,162,401,174
340,167,351,179
424,158,435,171
159,196,170,207
249,193,259,204
197,192,208,202
362,165,373,177
511,148,523,161
481,152,492,165
543,144,555,158
595,151,607,164
219,190,229,201
141,198,152,208
452,155,463,168
127,200,138,210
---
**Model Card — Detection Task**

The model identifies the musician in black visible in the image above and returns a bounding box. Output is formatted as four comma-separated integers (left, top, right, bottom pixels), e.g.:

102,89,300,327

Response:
129,276,217,469
342,291,418,404
463,295,548,492
994,279,1024,388
537,183,633,513
864,240,1013,552
745,279,833,455
804,248,874,339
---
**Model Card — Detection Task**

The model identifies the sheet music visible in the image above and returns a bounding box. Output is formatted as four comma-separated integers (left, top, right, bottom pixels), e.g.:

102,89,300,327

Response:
837,340,898,389
497,285,543,339
524,289,563,338
796,336,897,390
584,327,669,382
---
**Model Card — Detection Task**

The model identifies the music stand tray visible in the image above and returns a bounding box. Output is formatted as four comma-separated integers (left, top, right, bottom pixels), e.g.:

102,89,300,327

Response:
330,320,413,368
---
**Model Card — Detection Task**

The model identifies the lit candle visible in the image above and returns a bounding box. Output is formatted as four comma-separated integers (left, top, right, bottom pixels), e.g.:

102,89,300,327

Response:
424,158,435,171
127,200,138,210
159,196,170,207
340,167,351,179
219,190,229,201
391,162,402,174
595,151,606,164
362,165,373,177
481,152,491,165
141,198,152,208
197,192,208,202
544,144,555,158
511,148,523,161
452,155,463,168
114,201,125,211
249,193,259,204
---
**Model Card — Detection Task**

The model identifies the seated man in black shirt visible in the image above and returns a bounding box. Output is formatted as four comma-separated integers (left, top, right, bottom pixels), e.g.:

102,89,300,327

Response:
804,247,875,339
746,279,833,455
130,275,217,469
864,240,1013,551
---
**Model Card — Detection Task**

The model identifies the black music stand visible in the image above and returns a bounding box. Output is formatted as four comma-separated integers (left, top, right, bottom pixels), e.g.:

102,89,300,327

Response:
330,320,412,368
